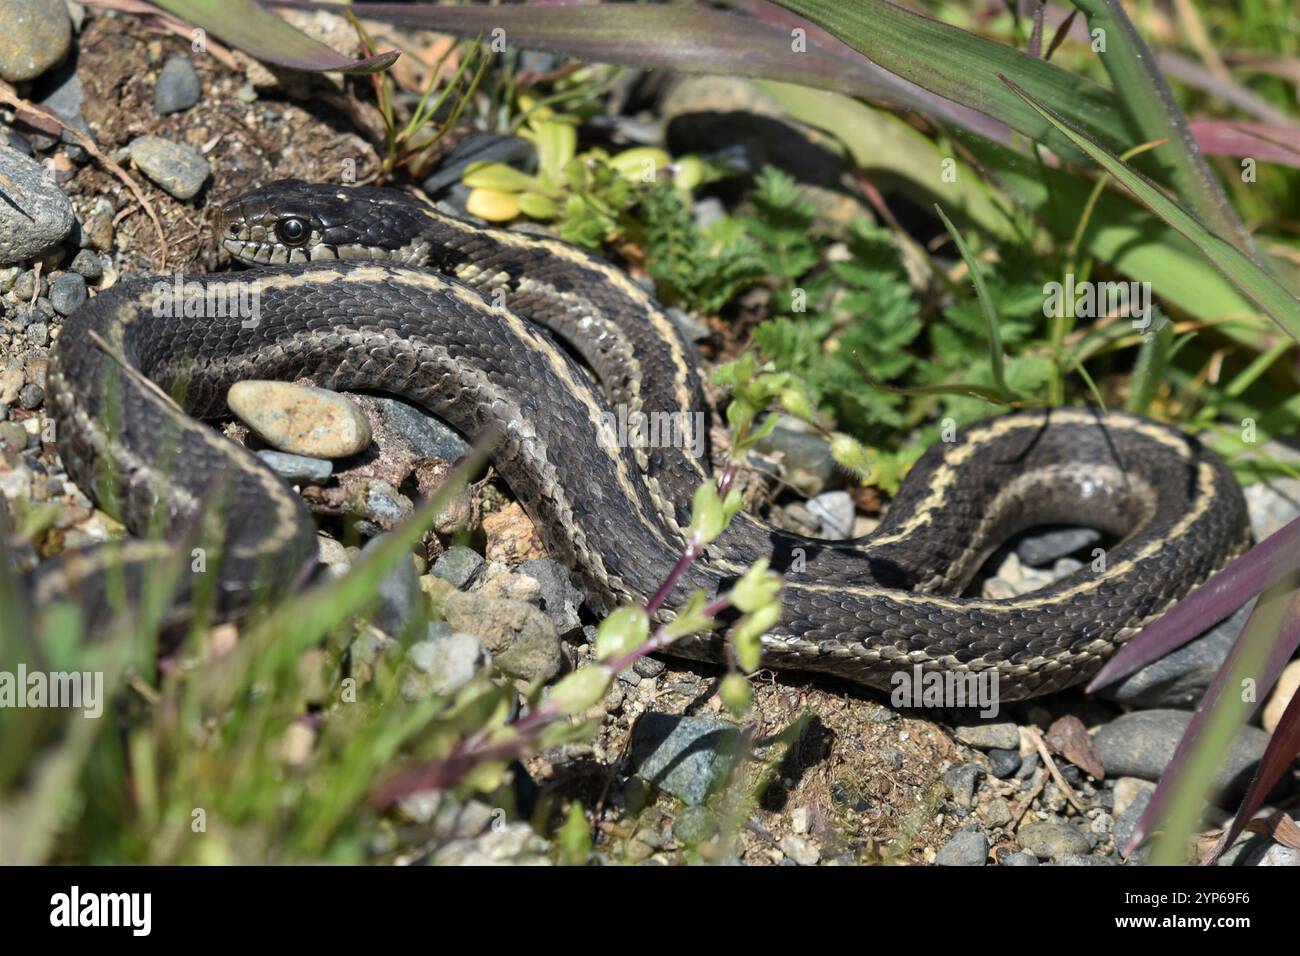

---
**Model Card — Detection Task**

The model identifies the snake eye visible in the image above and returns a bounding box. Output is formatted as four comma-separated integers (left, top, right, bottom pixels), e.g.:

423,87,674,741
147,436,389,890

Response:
275,217,309,247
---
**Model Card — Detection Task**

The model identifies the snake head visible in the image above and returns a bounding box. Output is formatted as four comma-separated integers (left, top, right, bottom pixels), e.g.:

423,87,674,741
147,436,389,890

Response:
217,180,435,266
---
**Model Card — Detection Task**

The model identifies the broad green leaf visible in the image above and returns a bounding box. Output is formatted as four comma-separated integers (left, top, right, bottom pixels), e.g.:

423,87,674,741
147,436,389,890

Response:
758,81,1010,237
730,559,780,614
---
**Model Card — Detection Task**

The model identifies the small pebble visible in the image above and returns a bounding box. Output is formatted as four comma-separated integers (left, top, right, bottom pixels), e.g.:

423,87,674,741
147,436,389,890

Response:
430,545,485,589
986,748,1021,779
155,55,201,115
1017,821,1091,860
672,806,718,846
128,135,211,201
256,449,332,484
0,421,27,452
806,490,854,539
936,828,988,866
70,249,102,280
779,834,820,866
48,272,87,315
18,382,42,409
942,764,984,808
999,850,1039,866
0,146,75,263
953,721,1020,751
401,632,487,700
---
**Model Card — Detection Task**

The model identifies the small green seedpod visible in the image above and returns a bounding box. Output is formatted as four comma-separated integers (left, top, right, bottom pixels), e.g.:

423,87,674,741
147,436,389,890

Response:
548,666,613,716
595,606,650,661
719,674,753,716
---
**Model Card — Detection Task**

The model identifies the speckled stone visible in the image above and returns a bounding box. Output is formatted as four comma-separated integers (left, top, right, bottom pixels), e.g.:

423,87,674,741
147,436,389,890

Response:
127,135,211,200
0,0,71,82
0,146,74,263
228,380,372,458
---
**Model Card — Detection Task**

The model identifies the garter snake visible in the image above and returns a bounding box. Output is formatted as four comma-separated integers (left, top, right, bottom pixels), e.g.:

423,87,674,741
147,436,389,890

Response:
34,181,1251,700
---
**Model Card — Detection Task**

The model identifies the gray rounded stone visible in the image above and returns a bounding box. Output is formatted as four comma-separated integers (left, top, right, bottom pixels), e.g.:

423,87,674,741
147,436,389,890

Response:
69,249,102,280
629,713,738,806
48,272,87,315
936,828,989,866
942,763,984,807
518,557,584,636
987,748,1022,779
0,146,75,263
672,806,718,846
953,720,1020,751
752,421,836,496
999,850,1039,866
402,632,487,699
442,590,561,683
806,490,854,539
127,135,211,201
1092,709,1271,801
155,55,201,115
360,535,424,643
1099,602,1251,708
1017,821,1091,860
0,0,71,82
372,395,471,460
1016,525,1102,567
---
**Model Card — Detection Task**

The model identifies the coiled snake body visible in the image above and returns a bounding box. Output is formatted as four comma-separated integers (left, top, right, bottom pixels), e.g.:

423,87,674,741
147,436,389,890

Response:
35,181,1251,700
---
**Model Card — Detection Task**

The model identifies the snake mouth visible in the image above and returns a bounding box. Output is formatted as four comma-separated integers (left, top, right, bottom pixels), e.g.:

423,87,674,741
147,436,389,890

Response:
221,235,403,266
222,236,345,265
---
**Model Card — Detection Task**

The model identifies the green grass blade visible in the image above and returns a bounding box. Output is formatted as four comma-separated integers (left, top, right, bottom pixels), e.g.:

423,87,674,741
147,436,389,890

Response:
1069,0,1257,260
933,204,1009,396
1001,76,1300,341
148,0,399,73
772,0,1137,163
1127,316,1173,415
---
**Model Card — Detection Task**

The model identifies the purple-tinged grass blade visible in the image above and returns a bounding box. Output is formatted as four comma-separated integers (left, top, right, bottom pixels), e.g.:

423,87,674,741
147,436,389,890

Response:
144,0,399,73
268,0,1020,147
731,0,1016,146
1157,52,1299,128
1088,515,1300,692
1124,580,1300,860
1188,121,1300,170
1211,673,1300,862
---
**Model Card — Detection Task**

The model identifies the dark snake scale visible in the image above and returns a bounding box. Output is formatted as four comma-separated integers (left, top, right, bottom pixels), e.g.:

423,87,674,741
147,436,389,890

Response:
33,181,1252,700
